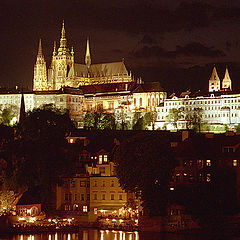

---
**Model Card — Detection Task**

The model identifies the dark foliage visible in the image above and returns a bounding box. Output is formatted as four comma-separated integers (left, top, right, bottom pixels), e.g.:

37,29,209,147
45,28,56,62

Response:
114,132,177,216
4,104,76,211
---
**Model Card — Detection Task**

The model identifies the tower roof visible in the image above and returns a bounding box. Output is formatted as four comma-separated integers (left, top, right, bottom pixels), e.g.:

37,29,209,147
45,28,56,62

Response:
209,66,220,81
223,66,231,82
85,37,91,68
38,39,43,56
58,20,68,54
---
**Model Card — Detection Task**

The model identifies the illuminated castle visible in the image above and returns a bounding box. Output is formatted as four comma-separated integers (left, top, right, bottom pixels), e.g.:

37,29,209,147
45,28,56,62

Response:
33,21,133,91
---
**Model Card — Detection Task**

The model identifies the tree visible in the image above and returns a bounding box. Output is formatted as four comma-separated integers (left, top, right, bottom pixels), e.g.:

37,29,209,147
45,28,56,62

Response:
4,104,76,211
144,111,157,130
84,111,116,130
166,108,183,130
0,105,18,126
114,133,176,216
184,107,203,132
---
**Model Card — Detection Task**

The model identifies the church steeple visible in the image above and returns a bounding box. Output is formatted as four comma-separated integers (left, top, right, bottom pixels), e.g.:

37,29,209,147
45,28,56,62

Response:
85,37,91,68
33,39,48,91
58,20,68,54
222,66,232,91
38,38,43,56
209,66,221,92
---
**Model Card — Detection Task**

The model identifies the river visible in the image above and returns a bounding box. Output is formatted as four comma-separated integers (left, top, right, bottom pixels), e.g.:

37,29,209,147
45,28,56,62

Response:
0,229,238,240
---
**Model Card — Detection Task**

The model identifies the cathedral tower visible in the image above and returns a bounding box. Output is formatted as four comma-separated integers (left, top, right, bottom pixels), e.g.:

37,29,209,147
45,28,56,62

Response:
222,66,232,91
49,21,74,90
33,39,48,91
209,66,221,92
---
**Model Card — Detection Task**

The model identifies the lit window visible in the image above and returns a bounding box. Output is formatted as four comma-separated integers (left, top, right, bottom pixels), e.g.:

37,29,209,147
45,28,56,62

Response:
233,160,238,167
104,155,108,163
206,160,211,166
69,138,74,143
83,206,88,212
206,173,211,182
99,155,102,164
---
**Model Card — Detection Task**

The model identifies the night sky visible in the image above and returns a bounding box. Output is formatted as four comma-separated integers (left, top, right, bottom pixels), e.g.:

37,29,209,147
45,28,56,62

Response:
1,0,240,94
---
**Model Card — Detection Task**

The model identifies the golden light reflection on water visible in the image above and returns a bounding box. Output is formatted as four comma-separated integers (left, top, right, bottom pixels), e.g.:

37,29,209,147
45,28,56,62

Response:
12,230,139,240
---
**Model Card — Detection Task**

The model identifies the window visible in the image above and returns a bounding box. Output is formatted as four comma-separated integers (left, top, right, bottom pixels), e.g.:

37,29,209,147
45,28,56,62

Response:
102,181,106,187
65,194,68,201
110,180,114,187
69,138,74,143
102,194,106,200
134,98,136,106
233,159,238,167
206,160,211,167
175,174,180,181
80,181,86,187
93,181,97,187
206,173,211,182
99,155,103,164
83,206,88,212
111,194,115,200
119,194,123,200
99,167,105,174
81,194,84,201
93,194,97,200
140,98,142,106
104,155,108,163
198,160,203,167
87,194,90,201
75,194,77,201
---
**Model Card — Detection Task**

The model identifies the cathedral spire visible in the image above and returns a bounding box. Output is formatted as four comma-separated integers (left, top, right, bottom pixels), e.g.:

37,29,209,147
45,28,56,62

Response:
85,37,91,68
209,66,221,92
38,39,43,56
222,66,232,91
59,20,67,51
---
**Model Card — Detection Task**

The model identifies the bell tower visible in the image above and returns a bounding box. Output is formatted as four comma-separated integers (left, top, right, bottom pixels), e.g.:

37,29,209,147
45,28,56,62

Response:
33,39,48,91
50,21,74,90
222,66,232,91
209,66,221,92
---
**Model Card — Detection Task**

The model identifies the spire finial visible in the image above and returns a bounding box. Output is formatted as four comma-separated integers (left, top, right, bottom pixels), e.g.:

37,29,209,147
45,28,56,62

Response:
61,20,65,39
59,20,67,50
85,37,91,68
38,39,43,56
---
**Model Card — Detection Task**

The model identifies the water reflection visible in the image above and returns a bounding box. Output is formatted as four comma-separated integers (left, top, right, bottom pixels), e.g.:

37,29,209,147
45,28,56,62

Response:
1,229,233,240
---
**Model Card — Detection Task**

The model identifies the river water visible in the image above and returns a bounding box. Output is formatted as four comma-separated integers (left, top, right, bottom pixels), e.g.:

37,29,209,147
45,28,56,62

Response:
0,229,237,240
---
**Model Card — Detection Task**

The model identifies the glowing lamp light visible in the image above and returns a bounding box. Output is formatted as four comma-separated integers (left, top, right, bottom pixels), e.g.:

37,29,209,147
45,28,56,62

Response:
119,219,124,223
19,217,25,221
112,219,116,222
170,187,175,191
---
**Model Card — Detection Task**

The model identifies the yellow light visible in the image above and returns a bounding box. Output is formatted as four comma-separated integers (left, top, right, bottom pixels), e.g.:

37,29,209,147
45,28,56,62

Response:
19,217,25,221
170,187,174,191
106,218,109,221
48,219,52,222
112,219,116,222
119,219,124,223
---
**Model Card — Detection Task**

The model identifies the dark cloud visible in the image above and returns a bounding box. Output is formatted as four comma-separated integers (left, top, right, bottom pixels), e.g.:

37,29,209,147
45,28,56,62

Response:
132,42,225,59
139,35,157,45
175,42,225,57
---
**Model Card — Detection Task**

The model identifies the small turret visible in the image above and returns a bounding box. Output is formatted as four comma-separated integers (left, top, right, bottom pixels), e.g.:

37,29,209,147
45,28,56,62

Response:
222,66,232,91
209,66,221,92
85,37,91,68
